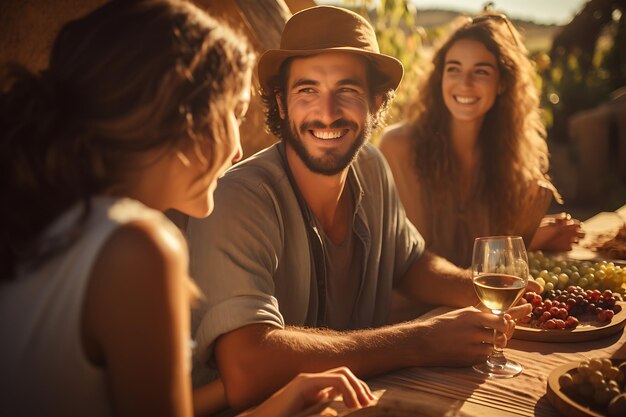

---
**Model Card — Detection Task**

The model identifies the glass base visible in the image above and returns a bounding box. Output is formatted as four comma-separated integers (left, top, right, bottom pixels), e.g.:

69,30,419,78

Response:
473,358,523,378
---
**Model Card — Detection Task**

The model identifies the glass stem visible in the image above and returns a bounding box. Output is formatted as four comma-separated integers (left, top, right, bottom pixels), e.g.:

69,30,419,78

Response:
492,328,504,353
488,315,507,368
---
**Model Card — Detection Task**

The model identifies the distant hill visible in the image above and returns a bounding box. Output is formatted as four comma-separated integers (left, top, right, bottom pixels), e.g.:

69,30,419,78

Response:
412,8,562,53
331,4,564,53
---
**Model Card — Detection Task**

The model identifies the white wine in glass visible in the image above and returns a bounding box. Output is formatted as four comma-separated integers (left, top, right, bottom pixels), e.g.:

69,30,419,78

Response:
472,236,529,378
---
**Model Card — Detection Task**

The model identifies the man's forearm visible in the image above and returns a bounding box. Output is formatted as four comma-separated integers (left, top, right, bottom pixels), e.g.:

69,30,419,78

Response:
216,302,520,410
277,324,415,373
397,250,478,308
215,323,419,409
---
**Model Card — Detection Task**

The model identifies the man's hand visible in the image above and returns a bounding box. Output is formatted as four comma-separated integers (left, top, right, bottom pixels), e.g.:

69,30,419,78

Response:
472,301,532,342
407,306,522,366
503,303,533,340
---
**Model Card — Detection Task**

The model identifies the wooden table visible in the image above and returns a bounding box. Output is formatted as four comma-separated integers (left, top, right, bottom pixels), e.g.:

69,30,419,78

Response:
367,314,625,417
313,206,626,417
310,310,626,417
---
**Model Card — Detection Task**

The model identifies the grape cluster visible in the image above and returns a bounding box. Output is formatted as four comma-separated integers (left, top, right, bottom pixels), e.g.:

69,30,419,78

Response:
520,286,623,329
558,358,626,416
528,251,626,296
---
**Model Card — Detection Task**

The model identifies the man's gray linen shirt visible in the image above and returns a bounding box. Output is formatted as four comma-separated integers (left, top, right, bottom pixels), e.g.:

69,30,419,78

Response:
185,142,424,365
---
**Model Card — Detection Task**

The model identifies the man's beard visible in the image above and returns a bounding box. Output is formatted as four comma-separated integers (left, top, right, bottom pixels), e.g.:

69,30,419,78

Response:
280,115,374,176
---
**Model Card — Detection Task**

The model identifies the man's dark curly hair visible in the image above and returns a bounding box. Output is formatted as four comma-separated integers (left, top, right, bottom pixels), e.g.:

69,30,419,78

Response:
260,57,395,140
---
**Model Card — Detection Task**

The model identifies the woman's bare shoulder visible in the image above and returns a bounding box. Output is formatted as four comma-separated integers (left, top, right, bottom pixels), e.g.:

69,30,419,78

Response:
90,219,188,298
110,219,184,261
379,123,413,158
81,218,193,415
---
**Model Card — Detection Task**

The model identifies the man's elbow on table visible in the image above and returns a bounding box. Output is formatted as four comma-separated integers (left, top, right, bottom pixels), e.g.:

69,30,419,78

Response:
214,324,282,410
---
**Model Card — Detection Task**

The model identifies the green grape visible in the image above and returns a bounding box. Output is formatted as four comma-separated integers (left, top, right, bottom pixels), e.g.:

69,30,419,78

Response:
578,362,590,375
589,370,605,386
608,380,620,389
601,359,613,371
579,383,594,398
572,373,584,384
605,367,620,380
559,373,574,387
608,387,621,402
549,274,559,286
526,252,626,296
595,387,612,405
589,359,603,372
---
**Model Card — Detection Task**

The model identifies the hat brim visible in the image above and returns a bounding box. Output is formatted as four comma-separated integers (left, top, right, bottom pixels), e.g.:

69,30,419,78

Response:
257,47,404,94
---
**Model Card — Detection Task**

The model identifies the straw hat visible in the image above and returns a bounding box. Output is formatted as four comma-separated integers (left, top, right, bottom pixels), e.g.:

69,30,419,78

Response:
257,6,403,94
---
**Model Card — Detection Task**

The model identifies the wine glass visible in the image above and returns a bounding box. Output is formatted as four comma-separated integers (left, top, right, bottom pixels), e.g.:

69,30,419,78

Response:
472,236,529,378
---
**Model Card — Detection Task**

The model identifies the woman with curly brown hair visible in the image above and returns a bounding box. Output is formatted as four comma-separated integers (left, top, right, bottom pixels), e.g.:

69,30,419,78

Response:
0,1,373,416
380,12,583,269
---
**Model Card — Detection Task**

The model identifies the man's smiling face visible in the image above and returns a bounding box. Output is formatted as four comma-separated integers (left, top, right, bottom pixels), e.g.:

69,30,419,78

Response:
278,51,377,176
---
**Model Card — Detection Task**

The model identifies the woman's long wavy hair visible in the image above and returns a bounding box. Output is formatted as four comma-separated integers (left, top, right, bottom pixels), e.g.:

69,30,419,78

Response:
0,0,255,278
405,16,549,233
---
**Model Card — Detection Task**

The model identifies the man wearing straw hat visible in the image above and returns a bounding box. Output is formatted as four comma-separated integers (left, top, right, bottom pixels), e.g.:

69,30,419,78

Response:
184,5,538,409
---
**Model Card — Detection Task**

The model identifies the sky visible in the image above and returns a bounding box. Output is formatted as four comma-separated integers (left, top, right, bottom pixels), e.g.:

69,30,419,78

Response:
320,0,590,25
410,0,588,25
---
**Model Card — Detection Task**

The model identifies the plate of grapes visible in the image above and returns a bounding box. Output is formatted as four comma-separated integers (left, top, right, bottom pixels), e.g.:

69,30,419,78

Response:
514,252,626,342
547,358,626,417
514,286,626,342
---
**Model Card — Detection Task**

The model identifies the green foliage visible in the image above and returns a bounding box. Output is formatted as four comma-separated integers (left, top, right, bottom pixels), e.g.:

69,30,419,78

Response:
347,0,425,141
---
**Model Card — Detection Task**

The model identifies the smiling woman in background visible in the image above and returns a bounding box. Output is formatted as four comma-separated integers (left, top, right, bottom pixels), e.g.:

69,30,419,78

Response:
380,12,583,270
0,1,373,416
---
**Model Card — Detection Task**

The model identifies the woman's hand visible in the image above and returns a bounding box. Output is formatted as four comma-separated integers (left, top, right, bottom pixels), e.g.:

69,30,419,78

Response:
529,212,585,252
240,367,376,417
525,278,543,295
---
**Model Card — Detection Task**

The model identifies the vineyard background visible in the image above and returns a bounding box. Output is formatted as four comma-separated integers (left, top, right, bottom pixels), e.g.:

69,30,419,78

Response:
1,0,624,218
339,0,626,219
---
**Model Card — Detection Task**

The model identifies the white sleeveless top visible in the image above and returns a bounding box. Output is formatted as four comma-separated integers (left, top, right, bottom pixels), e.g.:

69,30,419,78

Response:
0,196,185,417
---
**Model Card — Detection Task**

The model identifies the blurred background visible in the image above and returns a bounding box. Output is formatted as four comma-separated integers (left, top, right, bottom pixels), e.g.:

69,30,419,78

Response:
327,0,626,221
1,0,625,220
